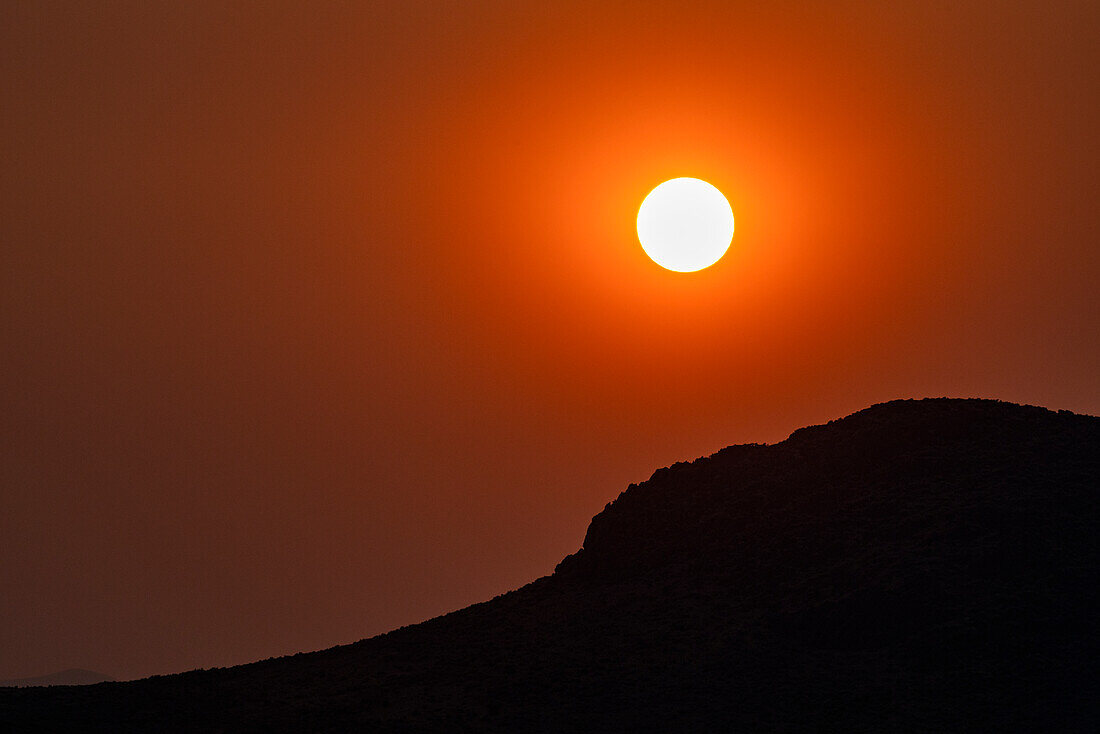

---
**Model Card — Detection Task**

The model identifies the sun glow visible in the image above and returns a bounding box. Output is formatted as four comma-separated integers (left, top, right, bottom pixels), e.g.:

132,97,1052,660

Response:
636,178,735,272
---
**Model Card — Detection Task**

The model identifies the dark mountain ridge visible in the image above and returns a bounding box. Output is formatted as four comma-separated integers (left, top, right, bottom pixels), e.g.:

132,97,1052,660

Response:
0,669,114,688
2,398,1097,731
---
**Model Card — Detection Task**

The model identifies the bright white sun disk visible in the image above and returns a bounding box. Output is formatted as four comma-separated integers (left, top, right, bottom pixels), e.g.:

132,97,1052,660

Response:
636,178,734,272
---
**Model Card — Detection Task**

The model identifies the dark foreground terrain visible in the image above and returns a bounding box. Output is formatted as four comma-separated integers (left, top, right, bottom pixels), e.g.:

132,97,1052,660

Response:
0,669,114,688
2,399,1097,732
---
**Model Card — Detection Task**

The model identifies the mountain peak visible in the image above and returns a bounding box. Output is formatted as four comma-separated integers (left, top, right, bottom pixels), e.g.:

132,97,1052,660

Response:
2,398,1097,730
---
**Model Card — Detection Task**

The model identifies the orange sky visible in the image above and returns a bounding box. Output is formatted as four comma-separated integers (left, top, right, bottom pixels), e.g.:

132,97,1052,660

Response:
2,1,1098,680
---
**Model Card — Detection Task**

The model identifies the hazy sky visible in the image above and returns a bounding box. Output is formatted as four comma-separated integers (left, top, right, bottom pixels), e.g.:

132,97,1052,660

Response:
2,1,1097,680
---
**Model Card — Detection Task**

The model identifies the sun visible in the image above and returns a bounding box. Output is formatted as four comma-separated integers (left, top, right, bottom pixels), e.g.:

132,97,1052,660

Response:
636,178,735,272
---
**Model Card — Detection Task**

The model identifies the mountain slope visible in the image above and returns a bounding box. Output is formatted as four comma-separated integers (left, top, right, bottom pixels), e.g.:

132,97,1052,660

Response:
2,398,1097,731
0,669,114,688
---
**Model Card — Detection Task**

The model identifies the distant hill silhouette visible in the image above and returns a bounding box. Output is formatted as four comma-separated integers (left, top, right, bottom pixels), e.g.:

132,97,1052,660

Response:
1,399,1097,731
0,669,113,688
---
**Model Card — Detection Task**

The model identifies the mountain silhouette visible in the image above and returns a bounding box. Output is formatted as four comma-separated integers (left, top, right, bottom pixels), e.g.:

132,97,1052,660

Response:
2,398,1097,731
0,669,114,688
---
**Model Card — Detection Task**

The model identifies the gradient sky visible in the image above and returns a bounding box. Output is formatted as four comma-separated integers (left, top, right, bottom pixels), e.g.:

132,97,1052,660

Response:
2,1,1097,680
